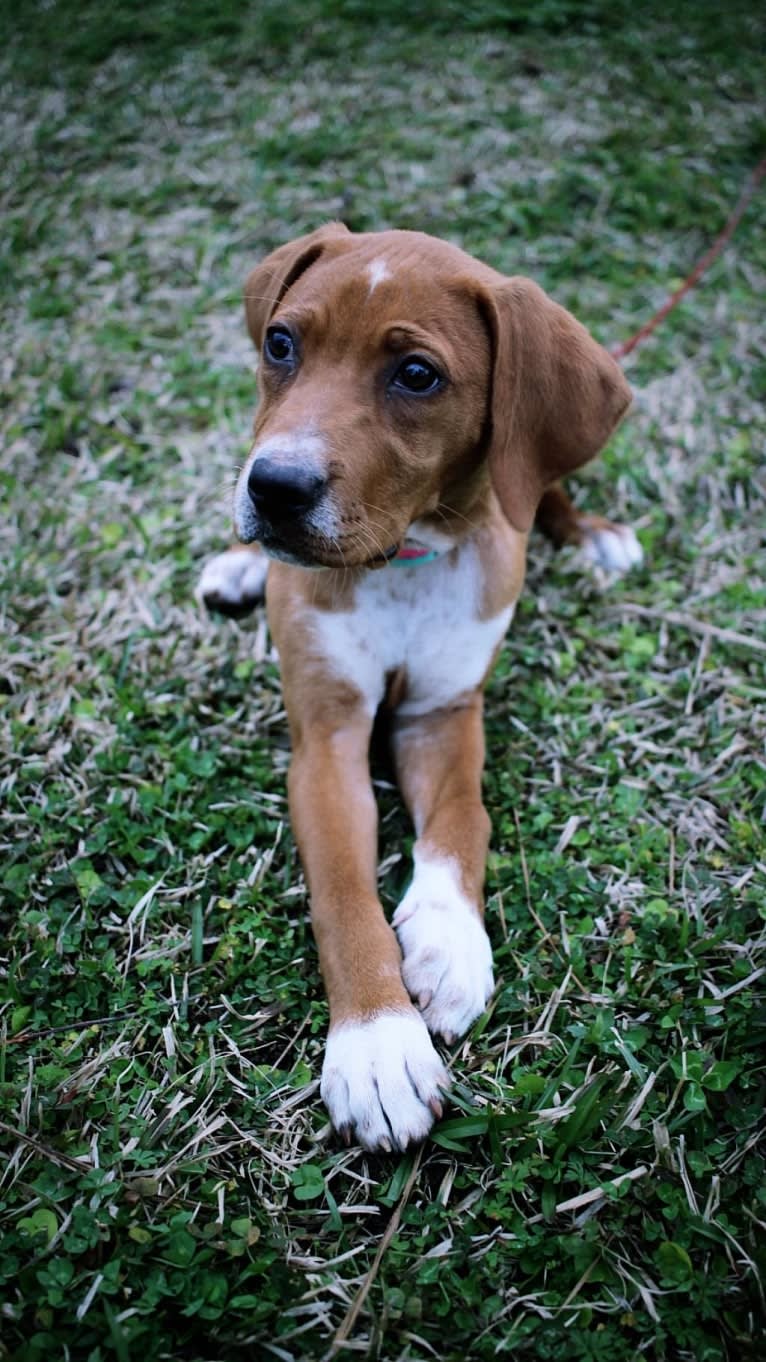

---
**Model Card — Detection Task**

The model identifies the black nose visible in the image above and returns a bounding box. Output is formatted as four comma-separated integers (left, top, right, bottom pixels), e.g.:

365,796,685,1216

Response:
247,458,326,519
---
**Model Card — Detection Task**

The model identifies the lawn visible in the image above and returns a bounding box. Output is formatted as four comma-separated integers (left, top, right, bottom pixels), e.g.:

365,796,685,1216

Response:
1,2,764,1358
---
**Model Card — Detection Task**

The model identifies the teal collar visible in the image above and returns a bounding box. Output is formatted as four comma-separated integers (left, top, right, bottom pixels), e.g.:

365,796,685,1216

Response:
390,541,442,567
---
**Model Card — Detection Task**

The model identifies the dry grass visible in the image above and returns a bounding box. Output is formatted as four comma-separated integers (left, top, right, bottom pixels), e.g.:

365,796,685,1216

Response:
1,3,765,1359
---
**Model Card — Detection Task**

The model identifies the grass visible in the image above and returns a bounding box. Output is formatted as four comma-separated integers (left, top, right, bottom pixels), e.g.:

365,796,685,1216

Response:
1,1,765,1358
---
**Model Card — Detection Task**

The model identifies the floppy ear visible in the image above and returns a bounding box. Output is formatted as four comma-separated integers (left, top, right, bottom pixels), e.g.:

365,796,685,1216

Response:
243,221,352,348
480,277,632,532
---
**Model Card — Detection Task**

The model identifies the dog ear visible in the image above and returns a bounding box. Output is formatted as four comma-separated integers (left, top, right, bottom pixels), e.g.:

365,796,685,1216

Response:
243,222,352,348
479,277,632,532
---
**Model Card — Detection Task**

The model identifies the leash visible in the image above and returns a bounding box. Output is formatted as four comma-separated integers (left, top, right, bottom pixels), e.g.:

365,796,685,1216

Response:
609,154,766,361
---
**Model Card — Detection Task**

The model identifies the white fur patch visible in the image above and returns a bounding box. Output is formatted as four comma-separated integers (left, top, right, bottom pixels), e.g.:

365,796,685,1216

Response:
196,547,268,612
321,1011,449,1151
405,516,462,554
393,851,494,1041
366,258,392,293
580,522,643,573
309,540,514,717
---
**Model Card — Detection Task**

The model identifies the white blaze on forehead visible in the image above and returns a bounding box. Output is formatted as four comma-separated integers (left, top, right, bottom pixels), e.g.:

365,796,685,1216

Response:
366,258,392,293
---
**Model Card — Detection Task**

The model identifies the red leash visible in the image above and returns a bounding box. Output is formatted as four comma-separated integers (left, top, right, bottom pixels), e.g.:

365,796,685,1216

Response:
610,155,766,361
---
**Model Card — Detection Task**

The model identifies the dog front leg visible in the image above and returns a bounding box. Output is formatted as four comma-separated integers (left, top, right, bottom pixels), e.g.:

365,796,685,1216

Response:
287,712,448,1151
391,694,495,1043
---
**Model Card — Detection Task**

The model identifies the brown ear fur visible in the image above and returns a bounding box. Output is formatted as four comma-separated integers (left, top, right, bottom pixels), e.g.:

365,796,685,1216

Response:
481,278,632,532
243,222,352,348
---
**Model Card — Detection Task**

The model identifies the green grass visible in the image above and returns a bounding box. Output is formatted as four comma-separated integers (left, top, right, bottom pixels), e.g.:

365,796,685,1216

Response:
1,1,765,1359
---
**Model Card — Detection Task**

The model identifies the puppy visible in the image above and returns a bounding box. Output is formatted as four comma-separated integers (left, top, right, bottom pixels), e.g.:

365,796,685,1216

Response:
199,224,640,1150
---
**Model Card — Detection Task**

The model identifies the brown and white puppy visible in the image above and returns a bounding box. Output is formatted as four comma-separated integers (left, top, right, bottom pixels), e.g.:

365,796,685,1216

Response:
199,224,641,1152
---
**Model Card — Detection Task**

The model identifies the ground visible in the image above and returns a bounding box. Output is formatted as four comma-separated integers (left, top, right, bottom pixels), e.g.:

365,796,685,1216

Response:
1,2,765,1359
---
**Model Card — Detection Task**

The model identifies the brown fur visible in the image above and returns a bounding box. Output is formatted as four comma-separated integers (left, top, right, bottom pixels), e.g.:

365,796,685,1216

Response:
207,225,634,1148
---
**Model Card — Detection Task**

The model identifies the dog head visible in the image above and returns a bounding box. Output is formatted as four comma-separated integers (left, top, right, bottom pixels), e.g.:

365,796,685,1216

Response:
234,224,630,568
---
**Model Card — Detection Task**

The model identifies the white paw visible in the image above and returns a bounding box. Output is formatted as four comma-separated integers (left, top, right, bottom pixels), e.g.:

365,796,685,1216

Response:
393,854,494,1043
321,1012,449,1152
580,522,643,573
196,547,268,616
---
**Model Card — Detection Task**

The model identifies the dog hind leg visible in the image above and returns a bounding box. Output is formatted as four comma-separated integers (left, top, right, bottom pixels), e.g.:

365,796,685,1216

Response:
536,483,643,573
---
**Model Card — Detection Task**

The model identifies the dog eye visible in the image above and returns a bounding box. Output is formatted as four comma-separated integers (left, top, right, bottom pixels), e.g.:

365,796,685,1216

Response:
264,327,295,365
391,356,442,394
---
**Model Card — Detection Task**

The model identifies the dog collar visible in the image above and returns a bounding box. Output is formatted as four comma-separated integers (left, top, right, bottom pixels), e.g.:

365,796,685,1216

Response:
390,540,442,567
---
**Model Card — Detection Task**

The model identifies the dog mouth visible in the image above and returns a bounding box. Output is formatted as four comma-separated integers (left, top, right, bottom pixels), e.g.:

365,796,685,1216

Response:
361,543,400,569
258,528,399,571
236,495,406,570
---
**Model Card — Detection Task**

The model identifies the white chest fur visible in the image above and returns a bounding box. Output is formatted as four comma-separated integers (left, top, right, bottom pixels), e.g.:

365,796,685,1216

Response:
308,540,514,717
